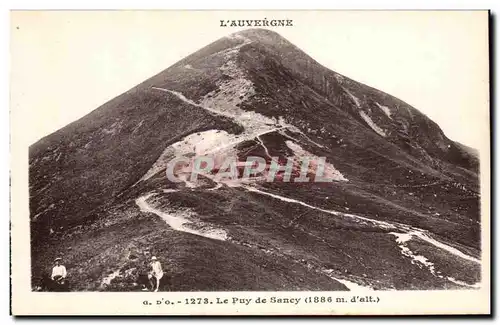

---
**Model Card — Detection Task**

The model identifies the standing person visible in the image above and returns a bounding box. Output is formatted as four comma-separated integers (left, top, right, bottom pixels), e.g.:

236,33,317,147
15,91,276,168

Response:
51,257,67,291
148,256,163,292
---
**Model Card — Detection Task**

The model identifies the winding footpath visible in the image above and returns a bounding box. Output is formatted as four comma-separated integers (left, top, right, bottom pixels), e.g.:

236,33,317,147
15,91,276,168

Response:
243,185,481,288
136,85,481,290
136,193,228,241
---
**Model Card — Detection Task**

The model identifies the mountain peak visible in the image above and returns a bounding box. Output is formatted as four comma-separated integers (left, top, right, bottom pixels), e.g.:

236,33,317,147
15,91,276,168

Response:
230,28,282,38
227,28,292,46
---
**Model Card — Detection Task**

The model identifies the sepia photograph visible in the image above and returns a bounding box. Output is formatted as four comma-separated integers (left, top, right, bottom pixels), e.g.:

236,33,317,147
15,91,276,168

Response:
10,10,490,315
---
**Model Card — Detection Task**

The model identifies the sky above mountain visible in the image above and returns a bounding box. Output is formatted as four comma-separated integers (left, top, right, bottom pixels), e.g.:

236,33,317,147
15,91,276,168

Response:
11,11,488,149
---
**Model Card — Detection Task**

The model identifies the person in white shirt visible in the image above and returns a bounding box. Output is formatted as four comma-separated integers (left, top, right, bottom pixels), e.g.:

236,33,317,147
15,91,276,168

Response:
51,257,67,290
148,256,163,292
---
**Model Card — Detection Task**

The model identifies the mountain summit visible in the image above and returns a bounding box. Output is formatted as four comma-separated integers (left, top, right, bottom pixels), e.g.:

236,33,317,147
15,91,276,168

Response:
30,28,480,291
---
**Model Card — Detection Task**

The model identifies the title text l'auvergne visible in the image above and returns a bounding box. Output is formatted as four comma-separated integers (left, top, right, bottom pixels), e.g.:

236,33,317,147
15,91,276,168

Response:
220,19,293,27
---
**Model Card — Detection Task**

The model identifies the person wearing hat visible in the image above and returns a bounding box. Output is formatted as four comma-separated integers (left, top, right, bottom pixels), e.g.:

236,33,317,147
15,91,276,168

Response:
148,256,163,292
51,257,67,290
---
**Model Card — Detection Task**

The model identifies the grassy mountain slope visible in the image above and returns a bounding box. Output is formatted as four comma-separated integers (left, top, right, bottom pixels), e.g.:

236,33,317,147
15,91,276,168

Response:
30,29,481,291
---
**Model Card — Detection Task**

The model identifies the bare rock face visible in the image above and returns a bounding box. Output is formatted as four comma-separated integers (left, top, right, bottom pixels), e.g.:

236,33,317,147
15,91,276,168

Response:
30,29,480,292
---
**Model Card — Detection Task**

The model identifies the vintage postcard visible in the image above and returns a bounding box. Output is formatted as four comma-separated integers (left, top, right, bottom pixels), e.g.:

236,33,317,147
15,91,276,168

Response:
10,10,490,315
